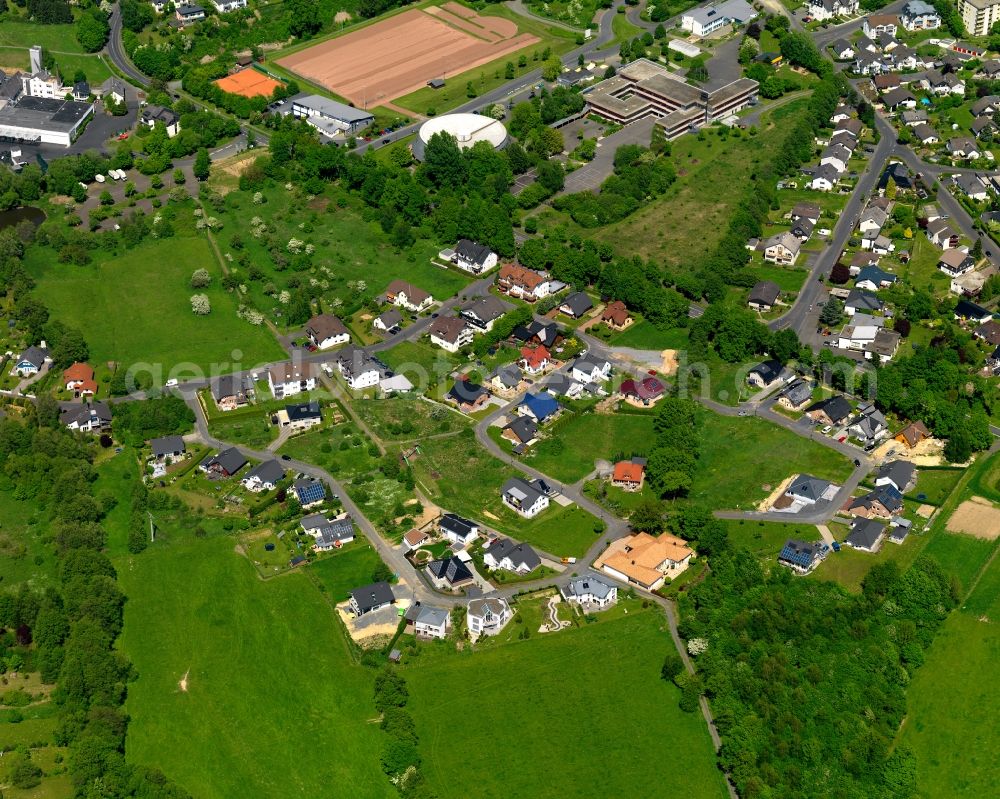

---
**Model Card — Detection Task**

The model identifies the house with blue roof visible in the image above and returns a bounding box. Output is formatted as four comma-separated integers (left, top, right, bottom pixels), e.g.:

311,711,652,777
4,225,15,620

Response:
855,265,898,291
518,392,560,424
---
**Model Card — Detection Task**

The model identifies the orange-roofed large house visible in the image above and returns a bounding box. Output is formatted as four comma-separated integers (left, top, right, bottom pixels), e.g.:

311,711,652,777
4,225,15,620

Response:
595,532,694,591
497,264,553,301
611,459,645,491
64,363,97,397
519,345,550,375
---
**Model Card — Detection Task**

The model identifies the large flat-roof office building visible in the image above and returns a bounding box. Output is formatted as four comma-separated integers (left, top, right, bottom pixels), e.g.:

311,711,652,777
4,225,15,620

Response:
583,59,758,140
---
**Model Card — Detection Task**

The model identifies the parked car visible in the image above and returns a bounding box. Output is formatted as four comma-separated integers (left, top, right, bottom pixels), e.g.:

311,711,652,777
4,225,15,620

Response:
821,425,833,434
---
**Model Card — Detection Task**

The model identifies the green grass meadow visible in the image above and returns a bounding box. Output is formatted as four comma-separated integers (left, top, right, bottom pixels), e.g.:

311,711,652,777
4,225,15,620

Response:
27,233,285,374
900,541,1000,799
690,414,853,511
406,608,728,799
117,534,393,799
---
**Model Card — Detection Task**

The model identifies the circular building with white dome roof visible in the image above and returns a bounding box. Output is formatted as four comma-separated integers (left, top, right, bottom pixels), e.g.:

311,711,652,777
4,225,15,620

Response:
413,112,508,160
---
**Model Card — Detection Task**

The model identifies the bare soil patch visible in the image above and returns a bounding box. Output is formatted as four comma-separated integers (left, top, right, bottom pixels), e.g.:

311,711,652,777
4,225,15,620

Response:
945,497,1000,539
277,7,537,105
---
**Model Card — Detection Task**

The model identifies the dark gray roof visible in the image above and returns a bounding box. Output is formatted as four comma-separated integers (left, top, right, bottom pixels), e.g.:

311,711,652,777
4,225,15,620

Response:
847,518,886,549
851,485,904,515
426,556,473,585
786,474,832,502
447,379,488,406
284,400,322,422
316,516,355,546
151,435,185,457
376,308,403,328
60,402,112,428
461,295,508,325
503,415,538,444
487,536,541,571
845,289,883,312
300,512,328,531
455,239,493,266
560,291,593,317
491,363,522,389
749,280,781,306
244,459,285,485
350,581,395,613
877,460,915,490
439,513,478,539
18,345,49,367
806,395,853,424
749,360,783,384
204,446,247,475
502,477,545,508
781,379,813,406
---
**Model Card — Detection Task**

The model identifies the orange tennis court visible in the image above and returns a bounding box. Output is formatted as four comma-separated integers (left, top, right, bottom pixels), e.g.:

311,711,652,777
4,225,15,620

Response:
214,69,284,98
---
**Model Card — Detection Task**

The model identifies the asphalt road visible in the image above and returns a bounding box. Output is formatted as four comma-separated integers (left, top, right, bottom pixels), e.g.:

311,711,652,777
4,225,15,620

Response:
768,116,896,341
108,6,150,88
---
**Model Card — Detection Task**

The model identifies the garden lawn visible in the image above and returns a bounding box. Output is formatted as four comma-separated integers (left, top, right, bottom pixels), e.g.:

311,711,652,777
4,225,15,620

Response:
278,422,381,479
117,534,392,799
27,234,285,374
723,519,822,564
910,467,964,506
307,543,386,602
406,608,727,799
527,410,655,483
608,320,690,349
410,430,598,556
592,100,811,267
207,410,280,450
0,490,58,589
379,340,461,389
810,533,929,593
899,544,1000,799
689,414,853,510
354,395,471,441
752,264,810,292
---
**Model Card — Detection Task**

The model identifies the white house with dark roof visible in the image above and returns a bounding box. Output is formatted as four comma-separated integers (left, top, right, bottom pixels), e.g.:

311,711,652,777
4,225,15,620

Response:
438,512,480,546
876,460,916,492
349,581,395,616
60,402,112,433
150,435,185,460
333,345,381,390
482,537,541,574
405,603,450,639
12,345,49,377
501,477,550,518
467,597,512,637
571,355,611,384
561,574,618,609
451,239,497,274
241,459,286,493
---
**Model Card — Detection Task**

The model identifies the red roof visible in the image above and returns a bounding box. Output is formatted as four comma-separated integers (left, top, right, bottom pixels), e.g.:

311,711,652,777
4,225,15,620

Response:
520,345,550,369
64,362,94,382
620,376,665,399
612,461,644,483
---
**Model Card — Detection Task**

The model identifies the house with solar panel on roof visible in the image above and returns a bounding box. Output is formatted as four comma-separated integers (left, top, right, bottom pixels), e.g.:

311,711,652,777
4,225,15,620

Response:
293,477,326,508
777,540,830,574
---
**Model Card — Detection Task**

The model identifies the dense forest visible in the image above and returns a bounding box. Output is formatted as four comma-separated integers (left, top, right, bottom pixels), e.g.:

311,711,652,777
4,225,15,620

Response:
679,547,957,799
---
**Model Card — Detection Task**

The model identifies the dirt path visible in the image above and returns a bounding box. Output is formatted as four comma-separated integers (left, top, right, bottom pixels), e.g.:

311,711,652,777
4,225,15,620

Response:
178,669,190,692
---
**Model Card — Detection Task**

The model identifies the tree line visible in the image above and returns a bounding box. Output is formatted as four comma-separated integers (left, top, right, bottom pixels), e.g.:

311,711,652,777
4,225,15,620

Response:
0,412,191,798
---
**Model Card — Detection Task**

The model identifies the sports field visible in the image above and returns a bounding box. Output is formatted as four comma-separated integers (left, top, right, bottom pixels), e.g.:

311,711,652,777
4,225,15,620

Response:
214,68,284,98
407,607,728,799
277,3,538,105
